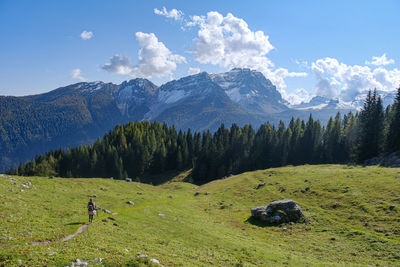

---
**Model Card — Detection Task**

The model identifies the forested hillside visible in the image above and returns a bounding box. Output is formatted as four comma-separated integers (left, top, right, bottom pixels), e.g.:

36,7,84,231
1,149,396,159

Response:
0,82,126,171
0,68,367,172
11,89,400,185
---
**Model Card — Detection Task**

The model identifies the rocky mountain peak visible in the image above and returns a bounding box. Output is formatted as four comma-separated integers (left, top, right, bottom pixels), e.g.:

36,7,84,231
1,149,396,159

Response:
118,78,158,96
210,68,287,113
115,78,158,117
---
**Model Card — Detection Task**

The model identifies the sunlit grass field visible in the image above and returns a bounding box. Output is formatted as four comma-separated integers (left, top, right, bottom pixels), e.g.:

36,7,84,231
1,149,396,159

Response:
0,165,399,266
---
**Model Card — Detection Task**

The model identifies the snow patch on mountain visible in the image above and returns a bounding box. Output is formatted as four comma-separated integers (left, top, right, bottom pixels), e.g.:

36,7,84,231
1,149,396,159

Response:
292,96,356,111
158,89,190,104
293,90,397,112
117,85,137,116
75,82,104,94
295,103,329,110
210,68,288,113
225,87,242,102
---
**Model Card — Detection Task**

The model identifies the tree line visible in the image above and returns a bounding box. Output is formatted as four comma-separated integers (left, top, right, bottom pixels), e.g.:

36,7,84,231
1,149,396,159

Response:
8,88,400,185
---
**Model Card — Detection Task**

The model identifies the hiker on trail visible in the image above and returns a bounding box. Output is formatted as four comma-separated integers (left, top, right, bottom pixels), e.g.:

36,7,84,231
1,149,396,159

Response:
88,198,97,223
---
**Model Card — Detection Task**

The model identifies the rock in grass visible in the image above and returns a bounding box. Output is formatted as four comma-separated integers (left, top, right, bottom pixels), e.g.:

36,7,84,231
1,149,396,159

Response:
194,192,200,196
127,201,134,205
389,205,396,210
21,183,31,189
254,183,265,190
251,199,305,224
72,258,88,267
125,178,132,182
158,213,166,218
150,258,160,264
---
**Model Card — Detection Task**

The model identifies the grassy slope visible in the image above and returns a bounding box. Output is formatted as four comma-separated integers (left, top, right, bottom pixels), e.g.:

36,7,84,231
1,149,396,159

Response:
0,165,399,266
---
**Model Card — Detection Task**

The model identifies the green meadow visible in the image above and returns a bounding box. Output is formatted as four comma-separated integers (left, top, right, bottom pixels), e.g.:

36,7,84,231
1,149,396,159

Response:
0,165,399,266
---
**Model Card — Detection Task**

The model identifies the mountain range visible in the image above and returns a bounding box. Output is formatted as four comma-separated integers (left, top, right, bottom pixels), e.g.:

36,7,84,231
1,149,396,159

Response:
0,68,395,171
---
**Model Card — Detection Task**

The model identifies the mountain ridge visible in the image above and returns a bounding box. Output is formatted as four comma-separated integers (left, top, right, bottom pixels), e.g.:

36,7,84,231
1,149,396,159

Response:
0,68,391,171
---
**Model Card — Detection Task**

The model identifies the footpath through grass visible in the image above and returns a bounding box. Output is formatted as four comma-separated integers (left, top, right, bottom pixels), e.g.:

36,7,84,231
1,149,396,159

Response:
0,165,399,266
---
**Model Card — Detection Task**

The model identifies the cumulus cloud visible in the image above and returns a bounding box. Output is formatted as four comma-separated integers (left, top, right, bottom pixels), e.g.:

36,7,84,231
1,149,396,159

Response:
366,53,395,66
264,68,307,96
285,88,312,105
187,11,306,94
312,57,400,102
154,7,183,21
188,12,274,68
102,32,186,78
102,55,133,75
133,32,186,77
80,30,93,40
188,67,201,75
71,69,87,82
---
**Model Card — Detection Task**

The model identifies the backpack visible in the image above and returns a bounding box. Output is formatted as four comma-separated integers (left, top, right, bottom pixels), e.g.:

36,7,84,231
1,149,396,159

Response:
88,202,94,211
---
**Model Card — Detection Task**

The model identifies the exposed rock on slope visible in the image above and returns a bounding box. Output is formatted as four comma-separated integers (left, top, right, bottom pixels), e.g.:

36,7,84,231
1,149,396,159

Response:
251,199,305,224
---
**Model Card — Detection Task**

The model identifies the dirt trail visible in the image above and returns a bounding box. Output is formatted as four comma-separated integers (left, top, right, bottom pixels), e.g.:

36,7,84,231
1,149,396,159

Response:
32,222,91,245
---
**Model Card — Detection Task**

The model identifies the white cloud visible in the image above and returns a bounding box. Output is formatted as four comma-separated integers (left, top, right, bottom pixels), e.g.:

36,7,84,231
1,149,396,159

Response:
102,55,133,75
366,53,395,66
264,68,307,97
188,12,274,68
71,69,87,82
312,57,400,102
102,32,186,78
285,88,312,105
188,67,201,75
80,30,93,40
295,59,309,69
187,11,306,95
154,7,183,21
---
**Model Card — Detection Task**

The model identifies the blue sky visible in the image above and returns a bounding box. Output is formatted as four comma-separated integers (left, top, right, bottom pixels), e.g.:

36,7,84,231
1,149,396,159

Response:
1,0,400,104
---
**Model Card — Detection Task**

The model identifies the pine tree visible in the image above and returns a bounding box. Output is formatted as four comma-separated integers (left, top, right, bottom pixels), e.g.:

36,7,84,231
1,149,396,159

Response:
357,89,384,161
343,112,359,160
386,87,400,153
